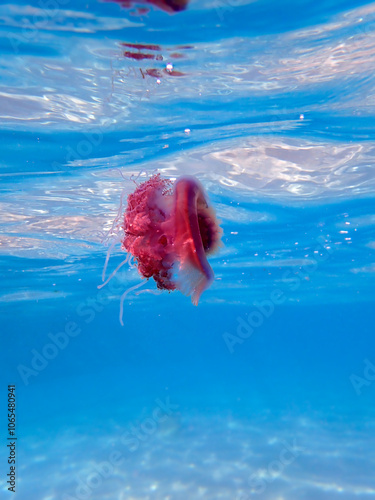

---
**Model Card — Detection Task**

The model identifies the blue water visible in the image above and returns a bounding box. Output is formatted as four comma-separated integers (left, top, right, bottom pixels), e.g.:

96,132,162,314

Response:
1,0,375,498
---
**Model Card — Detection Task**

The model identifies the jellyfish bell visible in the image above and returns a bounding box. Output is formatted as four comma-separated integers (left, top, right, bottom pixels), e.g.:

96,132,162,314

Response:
122,174,222,305
168,176,222,304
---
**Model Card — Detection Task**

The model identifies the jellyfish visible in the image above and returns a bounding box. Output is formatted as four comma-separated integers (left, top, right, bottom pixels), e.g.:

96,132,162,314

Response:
122,174,222,305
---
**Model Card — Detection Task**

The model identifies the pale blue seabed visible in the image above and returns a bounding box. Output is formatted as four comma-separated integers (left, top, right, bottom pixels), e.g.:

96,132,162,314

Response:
3,411,375,500
1,0,375,499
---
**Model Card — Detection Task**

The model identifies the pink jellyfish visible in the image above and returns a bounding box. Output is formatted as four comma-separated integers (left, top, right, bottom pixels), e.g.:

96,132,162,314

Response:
122,174,222,305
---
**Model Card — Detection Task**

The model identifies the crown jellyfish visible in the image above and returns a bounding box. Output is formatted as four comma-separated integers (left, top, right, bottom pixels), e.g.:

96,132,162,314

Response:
122,174,222,305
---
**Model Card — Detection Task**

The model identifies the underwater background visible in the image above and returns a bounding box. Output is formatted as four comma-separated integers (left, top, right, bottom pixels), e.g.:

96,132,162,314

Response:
1,0,375,498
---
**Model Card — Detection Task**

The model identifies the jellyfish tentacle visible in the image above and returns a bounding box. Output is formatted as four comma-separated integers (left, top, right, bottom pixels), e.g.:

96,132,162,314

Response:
119,280,146,326
98,253,131,290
